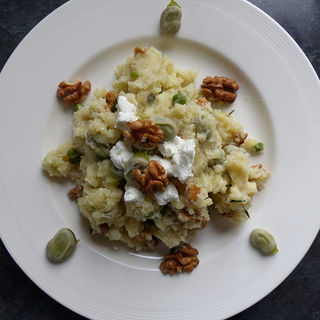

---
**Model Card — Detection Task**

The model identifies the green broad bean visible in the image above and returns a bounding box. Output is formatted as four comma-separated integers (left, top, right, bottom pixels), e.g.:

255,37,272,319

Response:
160,0,182,34
151,116,177,141
250,228,278,255
109,164,124,182
46,228,78,263
124,152,149,183
86,133,110,159
194,116,212,140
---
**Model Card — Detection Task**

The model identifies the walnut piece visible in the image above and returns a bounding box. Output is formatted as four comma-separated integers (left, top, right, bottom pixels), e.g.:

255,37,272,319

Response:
57,80,91,105
196,97,208,106
134,46,147,56
104,90,118,110
172,178,201,202
200,76,239,103
233,132,248,145
68,185,83,200
99,223,109,235
160,243,199,275
133,160,169,194
124,119,163,149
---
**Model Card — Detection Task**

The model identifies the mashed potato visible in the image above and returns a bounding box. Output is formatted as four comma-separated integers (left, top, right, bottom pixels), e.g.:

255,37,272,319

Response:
43,47,270,251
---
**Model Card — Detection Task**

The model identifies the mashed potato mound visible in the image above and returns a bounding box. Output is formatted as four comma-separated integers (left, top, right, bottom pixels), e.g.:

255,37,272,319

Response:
43,47,270,251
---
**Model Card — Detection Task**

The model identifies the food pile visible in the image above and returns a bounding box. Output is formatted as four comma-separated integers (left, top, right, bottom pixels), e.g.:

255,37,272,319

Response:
43,47,270,274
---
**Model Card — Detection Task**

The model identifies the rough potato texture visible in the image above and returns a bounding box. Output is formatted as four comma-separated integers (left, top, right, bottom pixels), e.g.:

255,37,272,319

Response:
43,47,270,251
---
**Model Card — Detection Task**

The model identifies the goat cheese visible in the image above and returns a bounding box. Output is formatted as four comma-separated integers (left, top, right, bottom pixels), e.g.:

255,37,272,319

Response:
110,140,134,170
124,184,144,203
114,96,138,130
154,183,179,206
158,136,195,183
149,155,173,176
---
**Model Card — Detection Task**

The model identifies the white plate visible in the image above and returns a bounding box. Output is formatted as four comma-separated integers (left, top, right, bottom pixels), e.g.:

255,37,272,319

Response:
0,0,319,319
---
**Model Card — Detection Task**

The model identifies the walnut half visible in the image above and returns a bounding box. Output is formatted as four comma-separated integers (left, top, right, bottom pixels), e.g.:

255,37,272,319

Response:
57,80,91,105
201,76,239,103
124,119,163,149
133,160,169,194
160,243,199,275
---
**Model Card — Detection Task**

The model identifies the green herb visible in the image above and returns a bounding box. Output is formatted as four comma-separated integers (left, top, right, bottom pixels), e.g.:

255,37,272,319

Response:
146,211,154,219
147,93,156,103
137,111,147,119
74,103,84,112
160,206,169,216
253,142,264,152
198,91,203,98
171,242,183,253
90,205,96,210
112,94,118,106
96,155,106,162
167,0,181,8
230,199,246,203
245,210,250,218
111,105,117,113
172,92,186,105
228,109,235,116
130,70,140,79
67,148,81,165
159,86,164,94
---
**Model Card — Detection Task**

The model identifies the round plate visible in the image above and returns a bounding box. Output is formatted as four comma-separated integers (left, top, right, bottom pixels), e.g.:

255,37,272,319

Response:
0,0,319,319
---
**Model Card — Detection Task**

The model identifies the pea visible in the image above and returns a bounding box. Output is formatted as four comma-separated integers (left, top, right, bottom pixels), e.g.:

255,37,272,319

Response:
67,148,81,165
46,228,78,263
130,70,140,79
250,228,278,255
160,0,182,34
254,142,264,152
172,92,186,105
124,152,149,184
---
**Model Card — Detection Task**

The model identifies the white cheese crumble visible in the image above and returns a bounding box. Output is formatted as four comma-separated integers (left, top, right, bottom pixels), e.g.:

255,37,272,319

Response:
149,155,173,176
110,141,134,170
154,183,179,206
158,136,195,183
114,95,138,130
124,184,144,203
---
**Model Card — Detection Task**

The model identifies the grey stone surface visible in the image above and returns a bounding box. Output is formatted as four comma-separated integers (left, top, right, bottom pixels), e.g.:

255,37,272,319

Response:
0,0,319,319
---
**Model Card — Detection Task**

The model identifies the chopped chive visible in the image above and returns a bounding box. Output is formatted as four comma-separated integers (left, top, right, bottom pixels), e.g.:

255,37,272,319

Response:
111,105,117,113
228,109,235,116
245,210,250,218
230,199,246,203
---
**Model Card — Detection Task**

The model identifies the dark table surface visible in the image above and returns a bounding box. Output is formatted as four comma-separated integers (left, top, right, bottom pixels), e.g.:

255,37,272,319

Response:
0,1,319,319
